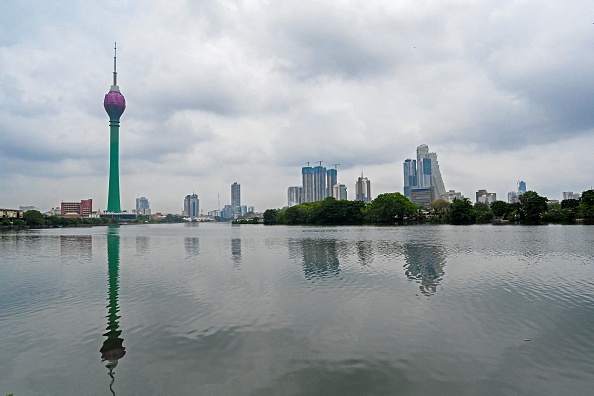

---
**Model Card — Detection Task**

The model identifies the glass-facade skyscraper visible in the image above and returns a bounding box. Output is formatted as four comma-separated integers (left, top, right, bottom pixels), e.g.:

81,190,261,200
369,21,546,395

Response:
403,159,417,198
403,144,446,199
135,197,150,215
183,194,199,217
189,194,199,217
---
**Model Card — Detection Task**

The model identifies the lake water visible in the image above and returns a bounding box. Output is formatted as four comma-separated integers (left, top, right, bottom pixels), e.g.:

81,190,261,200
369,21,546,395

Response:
1,223,593,395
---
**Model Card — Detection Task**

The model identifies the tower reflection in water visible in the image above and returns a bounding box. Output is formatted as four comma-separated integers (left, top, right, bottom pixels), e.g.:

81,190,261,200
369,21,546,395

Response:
100,226,126,394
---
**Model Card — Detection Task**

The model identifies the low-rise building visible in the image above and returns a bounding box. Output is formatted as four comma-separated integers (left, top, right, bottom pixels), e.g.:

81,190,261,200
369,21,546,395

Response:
1,208,24,219
444,190,463,203
410,186,436,209
562,192,580,201
61,199,92,217
476,189,497,205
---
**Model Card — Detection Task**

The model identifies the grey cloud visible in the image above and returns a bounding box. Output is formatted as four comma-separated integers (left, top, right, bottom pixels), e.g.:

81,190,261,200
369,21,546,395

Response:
1,0,593,211
263,4,442,81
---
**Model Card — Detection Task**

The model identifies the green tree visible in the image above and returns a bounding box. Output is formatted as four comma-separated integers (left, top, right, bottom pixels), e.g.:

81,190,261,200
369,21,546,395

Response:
541,208,576,223
1,218,12,227
579,189,594,219
474,202,493,223
428,199,450,224
431,199,451,211
561,199,580,211
23,210,46,227
285,203,311,224
449,198,476,225
263,209,278,225
365,192,417,223
165,214,184,223
518,191,548,224
491,201,509,218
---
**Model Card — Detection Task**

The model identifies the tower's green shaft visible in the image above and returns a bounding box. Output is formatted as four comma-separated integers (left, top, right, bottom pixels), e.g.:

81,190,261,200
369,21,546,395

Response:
107,120,121,213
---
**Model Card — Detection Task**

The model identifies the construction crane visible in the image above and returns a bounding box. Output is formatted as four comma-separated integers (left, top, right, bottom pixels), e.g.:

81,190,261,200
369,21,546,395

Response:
317,161,323,167
332,164,340,170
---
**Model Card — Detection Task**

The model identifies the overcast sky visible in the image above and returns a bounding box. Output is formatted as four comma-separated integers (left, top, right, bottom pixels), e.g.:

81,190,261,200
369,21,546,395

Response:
1,0,593,213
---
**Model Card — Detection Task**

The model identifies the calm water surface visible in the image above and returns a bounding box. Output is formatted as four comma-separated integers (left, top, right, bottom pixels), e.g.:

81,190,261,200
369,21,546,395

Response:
1,224,593,395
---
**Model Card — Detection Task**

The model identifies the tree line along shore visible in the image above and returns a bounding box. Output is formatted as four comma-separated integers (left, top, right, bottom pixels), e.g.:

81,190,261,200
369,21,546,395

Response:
0,212,184,229
3,189,593,229
263,190,594,226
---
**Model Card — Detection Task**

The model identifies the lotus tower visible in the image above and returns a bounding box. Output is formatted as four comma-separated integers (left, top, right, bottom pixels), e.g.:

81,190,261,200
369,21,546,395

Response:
104,43,126,213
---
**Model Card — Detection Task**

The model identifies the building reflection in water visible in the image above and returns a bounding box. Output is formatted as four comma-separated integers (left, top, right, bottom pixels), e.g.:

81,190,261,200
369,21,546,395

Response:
356,240,374,266
231,238,242,268
60,235,93,260
403,243,446,296
185,237,200,257
100,226,126,395
135,236,149,256
289,238,341,280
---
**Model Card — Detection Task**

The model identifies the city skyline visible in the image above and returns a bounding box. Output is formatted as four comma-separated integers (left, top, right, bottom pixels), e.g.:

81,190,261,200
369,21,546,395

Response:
1,2,593,213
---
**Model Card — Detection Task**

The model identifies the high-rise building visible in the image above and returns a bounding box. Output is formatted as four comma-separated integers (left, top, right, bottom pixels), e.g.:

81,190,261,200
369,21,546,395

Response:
301,162,339,203
403,144,446,199
221,204,233,219
403,159,417,198
104,44,126,213
288,186,303,207
183,195,190,216
332,184,347,200
326,168,337,198
231,182,241,214
189,194,199,217
508,191,519,203
416,144,431,188
135,197,150,215
355,174,372,203
427,152,446,198
302,166,314,203
313,165,327,202
508,181,526,203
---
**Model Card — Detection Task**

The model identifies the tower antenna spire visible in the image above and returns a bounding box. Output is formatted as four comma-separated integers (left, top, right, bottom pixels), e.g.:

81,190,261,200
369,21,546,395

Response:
113,42,118,87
